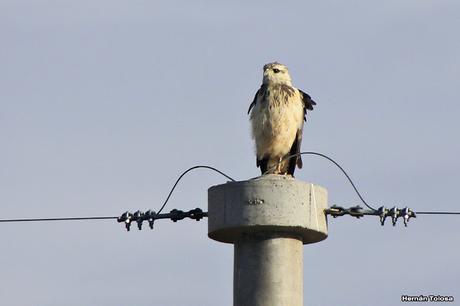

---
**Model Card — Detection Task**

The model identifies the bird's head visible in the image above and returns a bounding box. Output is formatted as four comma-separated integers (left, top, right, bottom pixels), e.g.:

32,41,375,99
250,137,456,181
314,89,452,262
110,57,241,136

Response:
262,62,292,85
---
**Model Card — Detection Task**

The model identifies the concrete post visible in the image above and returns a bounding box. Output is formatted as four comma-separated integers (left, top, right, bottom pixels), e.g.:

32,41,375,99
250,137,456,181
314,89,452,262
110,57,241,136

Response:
208,175,328,306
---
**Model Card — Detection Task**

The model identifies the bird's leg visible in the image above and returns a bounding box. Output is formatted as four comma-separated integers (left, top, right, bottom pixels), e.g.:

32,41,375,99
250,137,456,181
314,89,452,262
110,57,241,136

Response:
277,157,282,173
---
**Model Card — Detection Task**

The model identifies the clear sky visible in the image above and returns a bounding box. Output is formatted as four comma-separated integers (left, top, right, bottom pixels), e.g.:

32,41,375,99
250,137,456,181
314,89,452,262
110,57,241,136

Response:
1,1,459,305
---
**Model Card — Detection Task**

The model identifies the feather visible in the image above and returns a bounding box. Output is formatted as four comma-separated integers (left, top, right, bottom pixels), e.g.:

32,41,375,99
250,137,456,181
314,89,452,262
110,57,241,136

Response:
247,89,259,115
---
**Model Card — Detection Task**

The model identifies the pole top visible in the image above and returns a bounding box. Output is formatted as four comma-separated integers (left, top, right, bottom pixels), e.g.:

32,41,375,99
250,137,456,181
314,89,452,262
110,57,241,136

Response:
207,175,328,244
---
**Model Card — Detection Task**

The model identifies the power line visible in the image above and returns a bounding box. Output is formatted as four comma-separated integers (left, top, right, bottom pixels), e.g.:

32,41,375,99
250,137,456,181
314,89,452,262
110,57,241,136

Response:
326,205,460,227
415,211,460,215
0,165,235,224
0,216,117,223
1,158,460,226
264,151,377,211
0,209,209,231
1,210,458,225
157,165,235,214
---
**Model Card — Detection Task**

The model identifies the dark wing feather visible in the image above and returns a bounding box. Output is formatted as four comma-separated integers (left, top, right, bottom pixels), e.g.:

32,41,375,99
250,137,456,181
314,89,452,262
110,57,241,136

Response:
299,89,316,121
247,89,259,115
287,132,301,175
295,89,317,169
248,87,262,168
295,128,304,169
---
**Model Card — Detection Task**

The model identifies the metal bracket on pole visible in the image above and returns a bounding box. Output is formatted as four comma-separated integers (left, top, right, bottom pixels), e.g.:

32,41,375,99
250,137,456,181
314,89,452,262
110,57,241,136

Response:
117,208,207,231
325,205,416,227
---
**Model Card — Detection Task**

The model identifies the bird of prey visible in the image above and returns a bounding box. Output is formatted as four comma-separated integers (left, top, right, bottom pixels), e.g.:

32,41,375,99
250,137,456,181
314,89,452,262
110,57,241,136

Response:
248,62,316,176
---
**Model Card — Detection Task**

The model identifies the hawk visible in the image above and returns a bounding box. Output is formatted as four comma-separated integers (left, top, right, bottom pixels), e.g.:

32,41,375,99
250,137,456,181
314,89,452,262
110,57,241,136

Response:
248,62,316,176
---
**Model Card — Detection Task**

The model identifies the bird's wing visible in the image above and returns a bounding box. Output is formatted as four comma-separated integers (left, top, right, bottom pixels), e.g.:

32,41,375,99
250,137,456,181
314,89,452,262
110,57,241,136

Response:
295,89,317,168
248,86,266,169
299,89,316,121
295,125,304,169
247,89,260,115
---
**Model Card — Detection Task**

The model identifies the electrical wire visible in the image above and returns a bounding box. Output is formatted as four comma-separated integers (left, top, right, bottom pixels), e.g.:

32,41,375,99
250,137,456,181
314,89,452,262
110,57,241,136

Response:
263,151,377,211
2,159,460,224
275,152,460,215
0,165,235,224
0,216,117,223
415,211,460,215
156,165,235,214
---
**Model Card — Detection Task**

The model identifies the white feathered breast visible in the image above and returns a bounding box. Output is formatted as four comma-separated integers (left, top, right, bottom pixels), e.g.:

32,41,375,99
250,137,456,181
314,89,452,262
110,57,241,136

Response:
250,85,304,159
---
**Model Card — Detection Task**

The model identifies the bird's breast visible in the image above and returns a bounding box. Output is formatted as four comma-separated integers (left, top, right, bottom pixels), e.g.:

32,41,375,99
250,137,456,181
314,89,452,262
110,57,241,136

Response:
250,85,304,158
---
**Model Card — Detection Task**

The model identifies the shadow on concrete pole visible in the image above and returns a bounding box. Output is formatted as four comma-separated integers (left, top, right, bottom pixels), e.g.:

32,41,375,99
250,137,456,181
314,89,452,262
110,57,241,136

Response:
208,174,328,306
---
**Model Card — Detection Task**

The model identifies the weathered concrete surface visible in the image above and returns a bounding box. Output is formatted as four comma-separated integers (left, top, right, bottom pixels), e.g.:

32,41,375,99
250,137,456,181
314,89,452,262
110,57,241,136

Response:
208,175,328,244
234,234,303,306
207,175,328,306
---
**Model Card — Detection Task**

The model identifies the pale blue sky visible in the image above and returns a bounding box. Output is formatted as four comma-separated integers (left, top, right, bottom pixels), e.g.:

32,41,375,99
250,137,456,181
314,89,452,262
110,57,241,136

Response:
1,1,459,305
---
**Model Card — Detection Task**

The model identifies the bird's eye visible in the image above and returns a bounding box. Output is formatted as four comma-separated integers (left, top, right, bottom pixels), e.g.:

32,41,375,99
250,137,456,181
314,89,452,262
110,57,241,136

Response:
273,68,280,73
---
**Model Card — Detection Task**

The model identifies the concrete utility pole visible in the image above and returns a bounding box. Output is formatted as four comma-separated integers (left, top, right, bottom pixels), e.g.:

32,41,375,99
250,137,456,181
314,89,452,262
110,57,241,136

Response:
208,174,328,306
